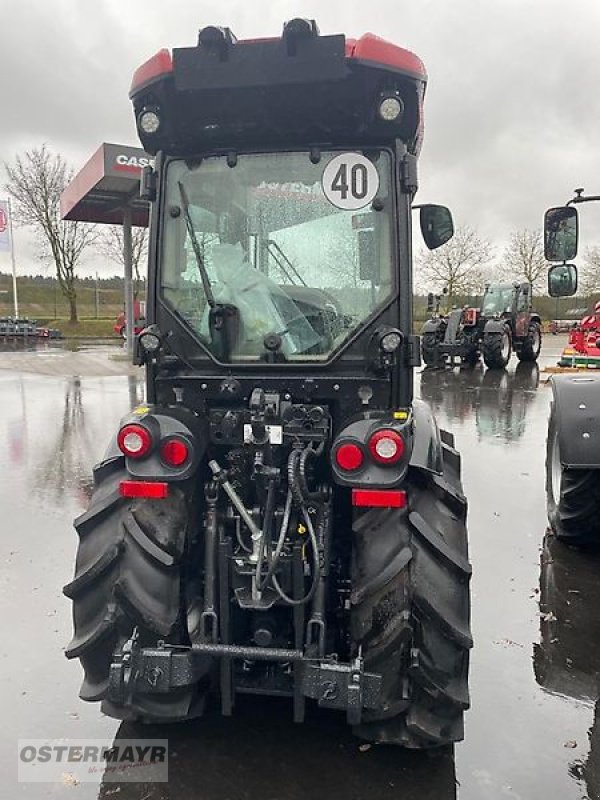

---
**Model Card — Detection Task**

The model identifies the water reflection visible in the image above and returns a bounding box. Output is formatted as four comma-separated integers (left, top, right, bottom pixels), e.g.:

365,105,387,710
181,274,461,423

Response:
97,703,458,800
2,372,144,512
535,534,600,798
420,362,540,441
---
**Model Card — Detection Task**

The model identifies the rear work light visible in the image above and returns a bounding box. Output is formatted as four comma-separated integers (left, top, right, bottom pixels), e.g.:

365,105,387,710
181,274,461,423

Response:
334,442,364,471
160,437,190,467
120,480,169,499
117,424,153,459
368,429,405,465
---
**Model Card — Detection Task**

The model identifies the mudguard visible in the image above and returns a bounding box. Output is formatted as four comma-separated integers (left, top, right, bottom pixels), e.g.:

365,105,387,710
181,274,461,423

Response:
551,375,600,469
409,399,443,474
421,318,445,335
483,319,506,335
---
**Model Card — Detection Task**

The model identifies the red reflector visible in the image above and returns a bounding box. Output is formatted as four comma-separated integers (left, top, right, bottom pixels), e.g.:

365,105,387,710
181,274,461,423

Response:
160,438,190,467
119,481,169,499
352,489,407,508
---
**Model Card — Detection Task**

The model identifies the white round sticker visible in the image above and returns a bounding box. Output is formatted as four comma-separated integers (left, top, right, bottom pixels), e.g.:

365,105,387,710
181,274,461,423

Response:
322,153,380,211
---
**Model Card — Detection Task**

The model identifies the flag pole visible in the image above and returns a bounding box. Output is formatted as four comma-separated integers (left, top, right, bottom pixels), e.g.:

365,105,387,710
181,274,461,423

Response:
8,198,19,318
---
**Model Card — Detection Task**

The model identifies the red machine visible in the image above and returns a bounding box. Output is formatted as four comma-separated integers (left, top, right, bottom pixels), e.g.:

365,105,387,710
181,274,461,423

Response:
113,299,146,337
558,301,600,367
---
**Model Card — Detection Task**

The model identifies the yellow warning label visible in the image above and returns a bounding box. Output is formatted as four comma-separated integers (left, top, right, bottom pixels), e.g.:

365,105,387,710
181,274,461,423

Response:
133,406,150,415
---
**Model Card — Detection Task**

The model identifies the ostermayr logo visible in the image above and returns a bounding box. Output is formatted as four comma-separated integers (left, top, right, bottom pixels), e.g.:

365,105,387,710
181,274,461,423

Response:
18,739,168,783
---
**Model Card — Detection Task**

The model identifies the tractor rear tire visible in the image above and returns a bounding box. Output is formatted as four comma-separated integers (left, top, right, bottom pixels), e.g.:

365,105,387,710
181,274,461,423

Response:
546,406,600,544
482,326,512,369
517,322,542,362
64,454,207,721
422,333,440,366
351,438,471,748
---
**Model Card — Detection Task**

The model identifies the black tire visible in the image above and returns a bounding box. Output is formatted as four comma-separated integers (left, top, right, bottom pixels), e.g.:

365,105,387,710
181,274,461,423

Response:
482,326,512,369
546,406,600,544
422,333,440,366
517,321,542,362
351,438,471,748
64,454,207,721
461,345,480,366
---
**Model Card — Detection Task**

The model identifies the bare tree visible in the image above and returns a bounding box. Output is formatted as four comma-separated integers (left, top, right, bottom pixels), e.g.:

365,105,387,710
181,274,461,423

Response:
498,228,548,290
99,224,148,298
581,245,600,296
416,225,493,303
4,145,97,322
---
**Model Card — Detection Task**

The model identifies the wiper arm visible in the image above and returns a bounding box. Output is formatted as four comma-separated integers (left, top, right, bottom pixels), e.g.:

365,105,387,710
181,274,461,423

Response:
177,181,216,308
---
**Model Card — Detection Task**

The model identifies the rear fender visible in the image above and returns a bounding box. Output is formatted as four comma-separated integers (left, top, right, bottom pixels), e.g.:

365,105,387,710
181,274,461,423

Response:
106,405,207,481
551,375,600,469
483,319,507,335
421,319,445,336
409,399,444,475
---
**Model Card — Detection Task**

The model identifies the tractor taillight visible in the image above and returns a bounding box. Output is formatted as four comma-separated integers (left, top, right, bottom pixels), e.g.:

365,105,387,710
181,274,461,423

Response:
334,442,364,471
368,429,404,465
117,424,153,459
160,437,190,467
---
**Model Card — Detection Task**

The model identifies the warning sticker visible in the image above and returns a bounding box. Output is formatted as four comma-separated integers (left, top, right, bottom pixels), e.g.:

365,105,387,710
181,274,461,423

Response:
322,153,379,211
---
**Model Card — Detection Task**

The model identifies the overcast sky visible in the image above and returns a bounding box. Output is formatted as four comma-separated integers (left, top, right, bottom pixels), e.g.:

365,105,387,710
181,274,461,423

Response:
2,0,600,277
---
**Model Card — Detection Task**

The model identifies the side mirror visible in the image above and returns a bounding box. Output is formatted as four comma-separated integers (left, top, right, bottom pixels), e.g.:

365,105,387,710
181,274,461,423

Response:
548,264,578,298
140,165,157,202
419,205,454,250
544,206,578,262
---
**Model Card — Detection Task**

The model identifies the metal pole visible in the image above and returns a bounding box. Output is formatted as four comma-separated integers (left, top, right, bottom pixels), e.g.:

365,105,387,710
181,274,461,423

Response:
123,207,135,359
95,272,100,319
8,199,19,318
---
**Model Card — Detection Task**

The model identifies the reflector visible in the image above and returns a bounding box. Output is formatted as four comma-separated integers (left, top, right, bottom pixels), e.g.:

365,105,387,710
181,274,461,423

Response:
120,481,169,499
352,489,406,508
334,442,364,471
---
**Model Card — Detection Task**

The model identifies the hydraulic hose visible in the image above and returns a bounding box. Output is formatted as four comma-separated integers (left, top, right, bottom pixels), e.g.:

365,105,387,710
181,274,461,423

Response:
271,505,321,606
256,488,293,592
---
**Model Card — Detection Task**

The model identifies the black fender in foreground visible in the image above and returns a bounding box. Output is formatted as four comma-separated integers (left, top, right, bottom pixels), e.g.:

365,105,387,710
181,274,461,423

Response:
550,375,600,469
410,399,444,474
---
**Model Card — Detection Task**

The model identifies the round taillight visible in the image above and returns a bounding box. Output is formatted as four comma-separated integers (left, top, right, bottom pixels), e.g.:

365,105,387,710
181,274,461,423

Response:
160,438,190,467
335,442,364,472
368,429,405,465
117,424,152,459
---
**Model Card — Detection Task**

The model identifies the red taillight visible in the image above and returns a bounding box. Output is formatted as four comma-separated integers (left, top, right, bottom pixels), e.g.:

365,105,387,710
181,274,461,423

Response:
352,489,407,508
117,424,153,459
334,442,364,471
120,480,169,499
368,429,405,465
160,438,190,467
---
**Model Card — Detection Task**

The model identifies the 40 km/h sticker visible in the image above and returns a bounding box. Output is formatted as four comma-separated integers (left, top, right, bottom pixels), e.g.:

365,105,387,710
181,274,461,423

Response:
322,153,380,211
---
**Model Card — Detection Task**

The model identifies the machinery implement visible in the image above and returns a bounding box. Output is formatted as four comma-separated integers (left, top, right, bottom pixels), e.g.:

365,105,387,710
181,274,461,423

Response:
421,282,542,368
64,20,472,748
544,192,600,543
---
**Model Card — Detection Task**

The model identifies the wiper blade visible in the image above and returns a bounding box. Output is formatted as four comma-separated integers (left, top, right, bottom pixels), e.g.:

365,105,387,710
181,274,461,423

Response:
177,181,216,308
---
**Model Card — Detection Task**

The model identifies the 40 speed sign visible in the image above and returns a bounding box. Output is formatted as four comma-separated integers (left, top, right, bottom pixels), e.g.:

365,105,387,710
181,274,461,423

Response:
322,152,379,211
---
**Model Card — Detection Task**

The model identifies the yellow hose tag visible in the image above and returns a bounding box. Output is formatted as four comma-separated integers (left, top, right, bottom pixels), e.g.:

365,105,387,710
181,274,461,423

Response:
297,524,307,535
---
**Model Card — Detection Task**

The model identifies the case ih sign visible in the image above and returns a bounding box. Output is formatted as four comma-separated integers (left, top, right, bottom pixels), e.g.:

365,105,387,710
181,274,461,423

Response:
60,143,152,227
0,201,10,252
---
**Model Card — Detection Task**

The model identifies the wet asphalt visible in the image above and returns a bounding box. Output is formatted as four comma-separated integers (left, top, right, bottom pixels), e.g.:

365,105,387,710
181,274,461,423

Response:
1,336,600,799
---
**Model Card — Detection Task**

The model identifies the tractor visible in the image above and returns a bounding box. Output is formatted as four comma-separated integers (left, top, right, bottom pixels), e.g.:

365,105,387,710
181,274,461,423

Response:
544,190,600,544
64,20,472,748
421,282,542,369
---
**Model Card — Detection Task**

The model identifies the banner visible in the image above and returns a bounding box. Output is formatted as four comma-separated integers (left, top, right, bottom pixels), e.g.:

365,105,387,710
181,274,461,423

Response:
0,200,11,252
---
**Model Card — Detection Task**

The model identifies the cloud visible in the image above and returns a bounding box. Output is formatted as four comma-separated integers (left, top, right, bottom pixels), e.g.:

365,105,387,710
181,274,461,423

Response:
2,0,600,275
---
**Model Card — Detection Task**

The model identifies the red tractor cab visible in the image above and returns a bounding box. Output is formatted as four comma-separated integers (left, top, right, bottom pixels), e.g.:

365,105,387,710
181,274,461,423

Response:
114,299,146,338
